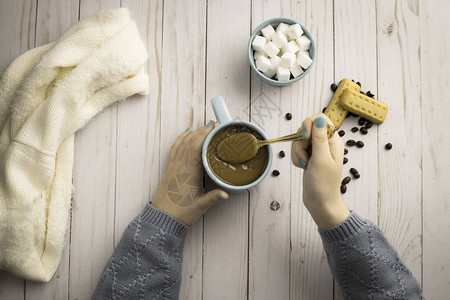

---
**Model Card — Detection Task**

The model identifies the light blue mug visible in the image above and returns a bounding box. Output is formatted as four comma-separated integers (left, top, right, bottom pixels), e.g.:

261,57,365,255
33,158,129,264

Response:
202,96,273,191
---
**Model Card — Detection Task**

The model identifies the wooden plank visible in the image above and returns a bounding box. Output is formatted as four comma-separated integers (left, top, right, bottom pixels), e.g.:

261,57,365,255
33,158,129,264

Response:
202,1,251,299
333,1,377,299
420,0,450,298
287,1,335,299
0,0,36,298
69,1,120,299
159,1,207,298
376,0,422,285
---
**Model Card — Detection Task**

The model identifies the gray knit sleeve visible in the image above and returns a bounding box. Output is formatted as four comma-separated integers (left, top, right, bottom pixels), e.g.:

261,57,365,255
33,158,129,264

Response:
93,203,188,300
319,212,423,300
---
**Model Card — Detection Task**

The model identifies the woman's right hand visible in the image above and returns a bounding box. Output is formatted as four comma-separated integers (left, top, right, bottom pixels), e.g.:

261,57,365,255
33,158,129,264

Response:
291,114,350,229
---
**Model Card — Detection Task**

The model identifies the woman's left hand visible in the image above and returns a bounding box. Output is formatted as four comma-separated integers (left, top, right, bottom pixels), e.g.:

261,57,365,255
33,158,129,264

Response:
152,121,229,225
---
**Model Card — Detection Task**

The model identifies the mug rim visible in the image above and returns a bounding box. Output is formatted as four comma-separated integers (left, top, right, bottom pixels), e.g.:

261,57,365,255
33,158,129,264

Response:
202,120,273,191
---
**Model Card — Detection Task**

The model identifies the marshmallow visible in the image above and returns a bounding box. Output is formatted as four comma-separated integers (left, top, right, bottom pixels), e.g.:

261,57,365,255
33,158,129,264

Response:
296,52,312,69
276,66,291,81
280,52,296,68
300,50,310,56
270,56,281,68
276,23,290,34
261,24,276,41
281,41,300,54
296,35,311,51
254,51,267,60
263,67,276,79
290,63,304,78
263,41,280,57
272,32,288,48
287,23,303,40
255,56,272,73
252,35,267,52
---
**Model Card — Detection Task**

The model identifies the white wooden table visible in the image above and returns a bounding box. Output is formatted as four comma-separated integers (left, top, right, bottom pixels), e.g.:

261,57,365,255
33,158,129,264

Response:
1,0,449,299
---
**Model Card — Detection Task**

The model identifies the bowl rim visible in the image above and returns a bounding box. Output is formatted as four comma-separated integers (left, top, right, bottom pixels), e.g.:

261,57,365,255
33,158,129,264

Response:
248,17,316,86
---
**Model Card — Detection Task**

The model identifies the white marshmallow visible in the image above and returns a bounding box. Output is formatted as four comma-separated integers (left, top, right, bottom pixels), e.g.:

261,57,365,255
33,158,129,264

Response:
263,67,276,79
287,23,303,40
254,51,267,60
270,56,281,69
290,63,304,78
296,52,312,69
280,52,296,68
300,50,310,56
296,35,311,51
261,24,276,41
272,32,288,48
263,41,280,57
281,41,300,54
276,66,291,81
252,35,267,52
276,23,290,34
255,56,272,72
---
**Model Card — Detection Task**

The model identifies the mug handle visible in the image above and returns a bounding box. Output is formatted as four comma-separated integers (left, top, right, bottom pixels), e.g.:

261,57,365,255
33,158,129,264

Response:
211,96,232,124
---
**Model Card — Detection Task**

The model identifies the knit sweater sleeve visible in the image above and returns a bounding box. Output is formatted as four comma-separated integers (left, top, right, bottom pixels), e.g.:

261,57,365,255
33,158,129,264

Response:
93,203,188,300
319,212,423,300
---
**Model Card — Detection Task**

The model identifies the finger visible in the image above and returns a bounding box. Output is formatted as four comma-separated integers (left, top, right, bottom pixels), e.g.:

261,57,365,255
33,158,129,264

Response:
301,115,316,141
310,113,332,160
328,129,344,163
180,120,216,162
169,128,192,161
196,189,229,211
291,127,310,169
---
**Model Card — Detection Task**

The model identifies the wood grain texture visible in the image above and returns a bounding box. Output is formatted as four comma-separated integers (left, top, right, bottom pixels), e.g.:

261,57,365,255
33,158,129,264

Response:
158,0,207,299
203,0,251,299
420,0,450,298
287,1,335,299
376,0,422,284
0,0,36,298
70,1,120,299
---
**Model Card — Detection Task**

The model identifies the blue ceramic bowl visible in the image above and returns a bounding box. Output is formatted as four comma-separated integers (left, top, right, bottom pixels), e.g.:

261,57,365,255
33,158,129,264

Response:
248,17,316,86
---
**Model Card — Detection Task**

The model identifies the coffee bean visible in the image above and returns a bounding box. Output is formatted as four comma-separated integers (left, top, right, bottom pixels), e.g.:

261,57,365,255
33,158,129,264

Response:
350,168,358,175
272,170,280,176
356,81,361,87
279,151,285,158
367,91,375,98
322,107,327,113
360,127,368,135
365,122,373,129
344,148,348,155
342,176,351,185
346,140,356,146
356,141,364,148
358,118,366,126
350,112,359,117
351,127,359,132
351,79,355,82
385,143,393,150
345,113,351,119
338,130,345,137
331,83,338,92
353,172,360,179
343,157,348,164
360,91,366,95
340,184,347,194
285,113,292,120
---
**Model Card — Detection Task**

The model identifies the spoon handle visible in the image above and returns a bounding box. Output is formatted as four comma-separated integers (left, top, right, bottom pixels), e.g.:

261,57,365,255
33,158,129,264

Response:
257,124,337,147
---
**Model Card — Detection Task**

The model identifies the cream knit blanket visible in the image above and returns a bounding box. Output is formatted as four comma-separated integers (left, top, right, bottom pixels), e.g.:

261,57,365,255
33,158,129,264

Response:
0,8,149,282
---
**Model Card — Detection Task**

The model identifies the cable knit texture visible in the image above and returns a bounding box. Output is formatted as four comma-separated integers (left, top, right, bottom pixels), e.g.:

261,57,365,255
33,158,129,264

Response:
93,204,187,300
319,212,423,299
0,8,149,282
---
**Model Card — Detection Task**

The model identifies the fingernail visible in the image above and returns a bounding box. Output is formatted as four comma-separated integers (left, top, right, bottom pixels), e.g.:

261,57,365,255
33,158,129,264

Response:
206,120,214,127
299,159,307,169
315,116,325,128
302,130,307,139
218,194,228,200
184,127,190,132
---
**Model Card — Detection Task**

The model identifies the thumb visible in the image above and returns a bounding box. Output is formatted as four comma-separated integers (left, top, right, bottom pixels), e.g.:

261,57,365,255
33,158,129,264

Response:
311,115,331,159
196,189,229,211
